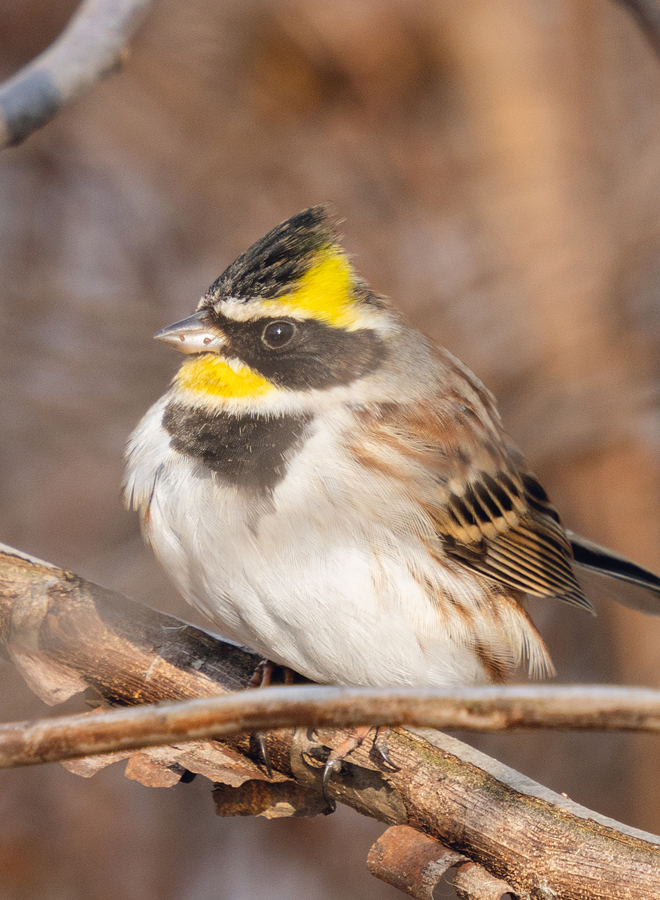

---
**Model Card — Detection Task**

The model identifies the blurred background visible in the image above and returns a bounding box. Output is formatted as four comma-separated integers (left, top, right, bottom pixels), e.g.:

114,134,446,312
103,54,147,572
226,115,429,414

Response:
1,0,660,897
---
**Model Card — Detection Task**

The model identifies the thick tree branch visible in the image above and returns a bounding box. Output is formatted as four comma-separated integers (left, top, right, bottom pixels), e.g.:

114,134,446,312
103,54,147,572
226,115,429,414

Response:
2,542,660,899
0,0,152,148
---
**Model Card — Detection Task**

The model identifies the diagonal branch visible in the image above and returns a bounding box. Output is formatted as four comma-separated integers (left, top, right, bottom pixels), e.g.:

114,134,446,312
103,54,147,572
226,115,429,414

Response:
2,542,660,899
0,0,152,148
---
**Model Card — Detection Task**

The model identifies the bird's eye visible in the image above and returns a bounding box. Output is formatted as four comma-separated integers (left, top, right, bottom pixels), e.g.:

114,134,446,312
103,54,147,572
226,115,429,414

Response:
261,320,296,349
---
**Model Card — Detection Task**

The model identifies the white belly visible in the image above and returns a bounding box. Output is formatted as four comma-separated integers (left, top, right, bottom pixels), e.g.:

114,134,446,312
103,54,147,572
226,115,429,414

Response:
143,477,488,686
125,399,542,687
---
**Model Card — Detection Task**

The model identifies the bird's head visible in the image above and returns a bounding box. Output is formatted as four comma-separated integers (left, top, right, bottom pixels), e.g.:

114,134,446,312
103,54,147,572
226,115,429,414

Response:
156,207,393,411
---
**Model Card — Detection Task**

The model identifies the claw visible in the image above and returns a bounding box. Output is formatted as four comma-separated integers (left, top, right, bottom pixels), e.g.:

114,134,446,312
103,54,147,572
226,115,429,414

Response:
320,725,371,809
320,725,398,807
248,661,274,775
321,756,341,811
373,727,398,771
255,731,272,777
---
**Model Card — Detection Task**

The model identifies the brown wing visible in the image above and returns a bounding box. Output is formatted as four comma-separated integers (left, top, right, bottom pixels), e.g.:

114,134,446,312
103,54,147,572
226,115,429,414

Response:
351,376,593,613
437,467,593,611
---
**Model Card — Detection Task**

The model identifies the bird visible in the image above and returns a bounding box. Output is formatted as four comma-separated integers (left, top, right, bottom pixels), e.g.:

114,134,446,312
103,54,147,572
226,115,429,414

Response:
124,205,660,700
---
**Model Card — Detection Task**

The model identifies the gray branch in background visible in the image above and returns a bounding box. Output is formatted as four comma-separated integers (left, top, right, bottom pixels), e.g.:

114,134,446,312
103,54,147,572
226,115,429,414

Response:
0,0,152,148
614,0,660,57
0,0,659,151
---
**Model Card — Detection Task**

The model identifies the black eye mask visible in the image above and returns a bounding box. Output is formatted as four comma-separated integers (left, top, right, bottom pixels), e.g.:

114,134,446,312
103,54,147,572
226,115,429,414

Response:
209,312,386,391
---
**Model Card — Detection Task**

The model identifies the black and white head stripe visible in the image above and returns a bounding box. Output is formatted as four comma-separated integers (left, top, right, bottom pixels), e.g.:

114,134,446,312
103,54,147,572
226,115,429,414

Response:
201,206,339,305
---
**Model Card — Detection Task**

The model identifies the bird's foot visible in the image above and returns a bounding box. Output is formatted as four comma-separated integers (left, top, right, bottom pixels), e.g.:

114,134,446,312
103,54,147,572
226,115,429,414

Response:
321,725,398,811
249,658,297,689
249,659,297,776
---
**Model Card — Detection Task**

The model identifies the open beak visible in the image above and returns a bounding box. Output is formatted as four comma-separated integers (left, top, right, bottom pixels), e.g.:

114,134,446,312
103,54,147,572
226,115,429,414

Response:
154,311,225,354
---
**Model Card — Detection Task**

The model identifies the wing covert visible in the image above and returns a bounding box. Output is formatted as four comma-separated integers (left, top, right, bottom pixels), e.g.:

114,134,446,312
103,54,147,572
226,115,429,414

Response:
436,468,593,612
350,386,593,613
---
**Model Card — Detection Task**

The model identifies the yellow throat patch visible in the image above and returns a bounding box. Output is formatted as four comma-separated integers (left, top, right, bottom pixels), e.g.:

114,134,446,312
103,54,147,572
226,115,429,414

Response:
175,355,274,400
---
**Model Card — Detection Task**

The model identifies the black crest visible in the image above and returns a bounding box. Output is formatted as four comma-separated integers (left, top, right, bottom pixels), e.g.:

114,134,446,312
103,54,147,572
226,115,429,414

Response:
202,206,340,305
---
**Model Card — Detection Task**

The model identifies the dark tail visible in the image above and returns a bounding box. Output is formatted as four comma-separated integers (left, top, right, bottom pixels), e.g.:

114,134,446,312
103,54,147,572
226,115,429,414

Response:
569,530,660,616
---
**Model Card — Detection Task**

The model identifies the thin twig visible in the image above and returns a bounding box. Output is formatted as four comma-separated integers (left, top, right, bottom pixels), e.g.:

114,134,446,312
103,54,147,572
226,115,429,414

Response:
0,0,152,148
3,684,660,769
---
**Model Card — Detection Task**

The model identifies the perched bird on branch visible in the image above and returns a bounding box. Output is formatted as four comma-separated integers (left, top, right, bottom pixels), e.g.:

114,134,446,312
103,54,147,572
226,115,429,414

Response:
124,206,660,693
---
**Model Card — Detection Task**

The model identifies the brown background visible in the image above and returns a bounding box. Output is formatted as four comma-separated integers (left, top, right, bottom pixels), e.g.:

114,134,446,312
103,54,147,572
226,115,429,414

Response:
1,1,660,898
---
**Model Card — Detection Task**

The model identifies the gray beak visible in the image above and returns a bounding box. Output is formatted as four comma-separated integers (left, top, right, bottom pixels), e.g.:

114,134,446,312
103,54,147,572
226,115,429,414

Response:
154,311,225,354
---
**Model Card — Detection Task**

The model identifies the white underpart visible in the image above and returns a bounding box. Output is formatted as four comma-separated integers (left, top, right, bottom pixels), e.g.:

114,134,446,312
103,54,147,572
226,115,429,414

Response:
125,396,548,687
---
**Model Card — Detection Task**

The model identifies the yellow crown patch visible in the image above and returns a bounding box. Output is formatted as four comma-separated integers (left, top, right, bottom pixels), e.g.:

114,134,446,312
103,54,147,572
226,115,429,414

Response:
263,250,362,329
